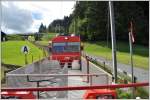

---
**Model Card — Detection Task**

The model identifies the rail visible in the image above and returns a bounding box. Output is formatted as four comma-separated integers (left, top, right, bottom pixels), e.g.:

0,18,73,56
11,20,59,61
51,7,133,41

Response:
6,73,108,86
2,82,148,92
6,73,104,77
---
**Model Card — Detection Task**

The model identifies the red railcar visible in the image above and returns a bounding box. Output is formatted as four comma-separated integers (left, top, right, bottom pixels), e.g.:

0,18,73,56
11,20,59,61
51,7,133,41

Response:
49,34,82,68
83,89,117,99
1,91,36,99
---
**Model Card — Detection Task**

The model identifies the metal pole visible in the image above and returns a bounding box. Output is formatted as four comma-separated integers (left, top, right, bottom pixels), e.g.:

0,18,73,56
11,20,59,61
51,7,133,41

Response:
107,2,110,47
109,1,117,83
2,82,149,92
59,24,61,33
129,32,134,98
25,54,27,65
86,56,90,83
37,82,40,99
90,76,92,86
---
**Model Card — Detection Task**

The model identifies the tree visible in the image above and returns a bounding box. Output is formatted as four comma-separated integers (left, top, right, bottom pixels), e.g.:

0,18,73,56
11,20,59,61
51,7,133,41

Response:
48,16,72,34
68,1,148,45
39,23,47,33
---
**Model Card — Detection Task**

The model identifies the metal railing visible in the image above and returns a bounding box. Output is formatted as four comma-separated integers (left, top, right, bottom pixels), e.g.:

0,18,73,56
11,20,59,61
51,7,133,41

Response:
82,52,138,83
6,73,108,86
2,82,148,91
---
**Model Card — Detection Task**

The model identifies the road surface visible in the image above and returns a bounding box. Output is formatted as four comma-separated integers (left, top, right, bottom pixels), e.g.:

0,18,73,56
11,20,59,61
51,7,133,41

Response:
84,54,149,82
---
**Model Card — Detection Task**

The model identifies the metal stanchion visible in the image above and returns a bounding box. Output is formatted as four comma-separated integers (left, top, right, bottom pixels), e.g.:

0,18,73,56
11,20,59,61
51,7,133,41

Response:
25,54,28,65
86,56,90,83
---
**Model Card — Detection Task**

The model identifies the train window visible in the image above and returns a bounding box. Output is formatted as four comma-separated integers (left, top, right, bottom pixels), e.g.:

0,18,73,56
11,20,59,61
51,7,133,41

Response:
53,46,64,53
53,43,66,46
52,42,80,53
52,43,65,53
65,42,80,52
67,42,80,46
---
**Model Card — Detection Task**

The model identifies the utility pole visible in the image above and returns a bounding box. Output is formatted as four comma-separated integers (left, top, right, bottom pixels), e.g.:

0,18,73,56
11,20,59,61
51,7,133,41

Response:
129,32,135,98
107,3,110,47
109,1,117,83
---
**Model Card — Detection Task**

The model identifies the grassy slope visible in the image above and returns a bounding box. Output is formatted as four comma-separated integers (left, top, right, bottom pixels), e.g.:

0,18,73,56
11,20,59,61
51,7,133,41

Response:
1,67,4,80
37,33,57,46
2,41,44,66
84,41,149,69
36,41,49,46
41,33,57,41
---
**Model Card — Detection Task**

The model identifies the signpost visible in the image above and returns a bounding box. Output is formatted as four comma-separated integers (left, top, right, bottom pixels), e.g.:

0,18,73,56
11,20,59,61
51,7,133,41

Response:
21,46,30,65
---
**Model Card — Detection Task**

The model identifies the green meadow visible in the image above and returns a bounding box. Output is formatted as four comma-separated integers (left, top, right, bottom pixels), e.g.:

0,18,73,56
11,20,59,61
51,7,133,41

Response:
1,41,44,66
84,41,149,69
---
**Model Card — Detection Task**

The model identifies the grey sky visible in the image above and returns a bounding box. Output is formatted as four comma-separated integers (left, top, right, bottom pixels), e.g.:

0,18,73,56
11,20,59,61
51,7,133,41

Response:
1,1,75,34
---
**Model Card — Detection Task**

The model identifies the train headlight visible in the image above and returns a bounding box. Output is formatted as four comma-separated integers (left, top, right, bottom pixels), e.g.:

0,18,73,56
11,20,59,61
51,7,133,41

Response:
71,34,75,37
64,57,70,60
65,37,68,40
15,91,29,94
1,92,8,94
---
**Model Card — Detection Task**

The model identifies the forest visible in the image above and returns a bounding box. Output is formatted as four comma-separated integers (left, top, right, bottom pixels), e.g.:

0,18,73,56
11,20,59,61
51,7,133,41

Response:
39,1,149,45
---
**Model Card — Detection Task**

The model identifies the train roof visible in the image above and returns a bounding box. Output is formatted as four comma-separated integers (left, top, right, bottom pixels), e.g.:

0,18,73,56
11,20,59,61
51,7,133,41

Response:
51,34,80,42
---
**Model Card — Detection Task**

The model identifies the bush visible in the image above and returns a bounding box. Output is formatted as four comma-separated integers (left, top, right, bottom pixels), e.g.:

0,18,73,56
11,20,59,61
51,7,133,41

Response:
135,87,149,99
117,89,131,99
117,87,149,99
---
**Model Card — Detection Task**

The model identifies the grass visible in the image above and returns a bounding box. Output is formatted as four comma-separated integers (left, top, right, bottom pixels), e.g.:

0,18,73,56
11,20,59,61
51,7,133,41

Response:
1,67,4,80
41,33,57,41
1,41,44,66
36,41,49,46
37,33,57,46
84,41,149,69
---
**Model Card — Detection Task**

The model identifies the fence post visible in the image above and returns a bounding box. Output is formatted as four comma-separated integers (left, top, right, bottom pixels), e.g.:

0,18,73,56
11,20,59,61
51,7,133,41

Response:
25,54,28,65
44,50,46,57
123,71,127,75
90,76,92,86
124,78,128,84
123,71,128,84
103,62,105,69
43,48,44,57
39,55,40,60
134,76,137,93
4,70,7,83
86,56,89,83
32,55,33,63
103,62,105,67
105,74,108,84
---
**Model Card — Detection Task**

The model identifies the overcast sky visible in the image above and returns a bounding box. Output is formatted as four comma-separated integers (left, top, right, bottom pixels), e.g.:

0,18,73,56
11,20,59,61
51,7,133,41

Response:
1,1,75,34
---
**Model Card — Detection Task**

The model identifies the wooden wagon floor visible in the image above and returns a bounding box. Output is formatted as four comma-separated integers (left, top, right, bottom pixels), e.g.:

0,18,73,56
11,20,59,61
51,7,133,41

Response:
68,69,89,99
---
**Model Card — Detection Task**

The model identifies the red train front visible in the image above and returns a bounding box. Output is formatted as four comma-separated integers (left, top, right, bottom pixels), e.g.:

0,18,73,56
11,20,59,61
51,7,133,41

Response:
49,34,82,68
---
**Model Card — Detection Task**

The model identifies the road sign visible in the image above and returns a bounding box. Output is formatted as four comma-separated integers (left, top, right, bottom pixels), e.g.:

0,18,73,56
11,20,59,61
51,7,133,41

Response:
21,46,30,54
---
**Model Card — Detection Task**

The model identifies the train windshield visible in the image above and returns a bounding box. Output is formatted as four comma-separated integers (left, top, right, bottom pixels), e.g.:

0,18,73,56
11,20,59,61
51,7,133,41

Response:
53,42,80,53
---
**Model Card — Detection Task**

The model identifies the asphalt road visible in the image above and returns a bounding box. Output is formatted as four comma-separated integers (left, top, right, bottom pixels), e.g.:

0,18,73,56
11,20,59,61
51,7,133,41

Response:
84,54,149,82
